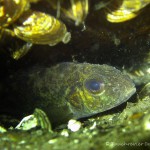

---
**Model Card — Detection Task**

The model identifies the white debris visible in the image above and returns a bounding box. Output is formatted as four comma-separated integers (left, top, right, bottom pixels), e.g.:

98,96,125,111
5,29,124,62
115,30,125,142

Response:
0,126,7,133
15,115,37,130
90,121,97,130
67,119,81,132
61,129,69,137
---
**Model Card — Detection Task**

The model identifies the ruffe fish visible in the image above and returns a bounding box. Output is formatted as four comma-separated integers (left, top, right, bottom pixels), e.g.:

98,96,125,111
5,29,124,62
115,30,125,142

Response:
0,62,136,126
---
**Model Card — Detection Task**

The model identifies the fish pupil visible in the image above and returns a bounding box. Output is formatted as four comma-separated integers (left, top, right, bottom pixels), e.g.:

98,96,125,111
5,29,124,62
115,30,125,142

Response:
85,79,102,92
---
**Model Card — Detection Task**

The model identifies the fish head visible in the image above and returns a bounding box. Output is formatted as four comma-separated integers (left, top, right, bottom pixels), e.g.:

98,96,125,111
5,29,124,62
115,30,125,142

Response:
68,63,136,118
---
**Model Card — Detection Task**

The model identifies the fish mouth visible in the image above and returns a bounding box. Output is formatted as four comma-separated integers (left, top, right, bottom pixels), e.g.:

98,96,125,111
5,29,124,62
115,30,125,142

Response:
124,86,136,102
109,86,136,111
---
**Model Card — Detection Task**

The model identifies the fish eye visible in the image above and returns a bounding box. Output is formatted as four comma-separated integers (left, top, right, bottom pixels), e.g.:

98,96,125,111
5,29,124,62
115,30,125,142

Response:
84,79,104,94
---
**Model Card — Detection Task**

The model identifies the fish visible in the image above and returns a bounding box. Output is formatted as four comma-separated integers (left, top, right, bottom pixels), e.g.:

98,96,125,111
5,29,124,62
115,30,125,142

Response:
0,62,136,126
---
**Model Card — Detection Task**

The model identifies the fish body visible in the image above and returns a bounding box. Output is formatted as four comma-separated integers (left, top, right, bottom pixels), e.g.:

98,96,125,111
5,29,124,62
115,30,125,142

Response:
1,62,136,126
